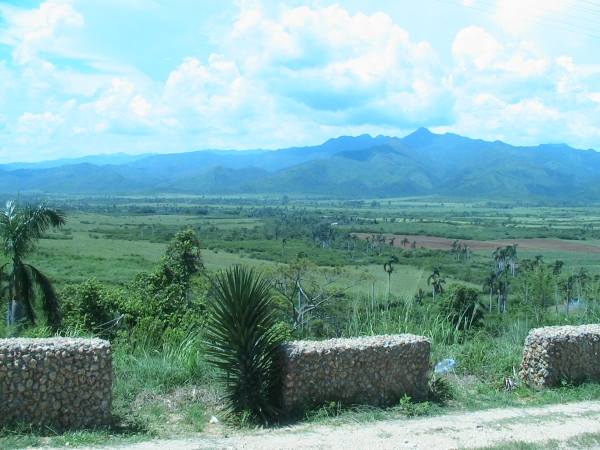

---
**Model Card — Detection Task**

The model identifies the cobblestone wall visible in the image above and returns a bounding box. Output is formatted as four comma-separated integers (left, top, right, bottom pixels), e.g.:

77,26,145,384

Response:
0,338,112,430
281,334,430,414
520,324,600,388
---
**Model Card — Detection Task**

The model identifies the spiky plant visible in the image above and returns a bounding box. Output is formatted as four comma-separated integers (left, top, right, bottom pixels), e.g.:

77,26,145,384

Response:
204,265,283,423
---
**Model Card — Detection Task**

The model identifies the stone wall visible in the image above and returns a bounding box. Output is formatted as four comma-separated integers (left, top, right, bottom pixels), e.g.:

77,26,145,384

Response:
280,334,430,414
520,324,600,388
0,338,112,430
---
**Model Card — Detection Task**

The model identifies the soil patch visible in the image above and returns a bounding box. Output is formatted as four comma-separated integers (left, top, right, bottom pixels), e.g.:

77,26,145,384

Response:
48,400,600,449
354,233,600,254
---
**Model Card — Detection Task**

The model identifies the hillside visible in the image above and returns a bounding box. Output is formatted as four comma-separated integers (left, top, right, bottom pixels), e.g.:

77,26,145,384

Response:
2,129,599,201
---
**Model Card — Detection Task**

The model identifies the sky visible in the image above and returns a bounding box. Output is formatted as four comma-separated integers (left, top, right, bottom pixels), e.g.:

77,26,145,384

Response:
0,0,599,163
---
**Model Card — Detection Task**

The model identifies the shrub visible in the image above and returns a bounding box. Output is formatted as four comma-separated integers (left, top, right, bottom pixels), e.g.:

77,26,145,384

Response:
60,279,123,338
204,265,283,423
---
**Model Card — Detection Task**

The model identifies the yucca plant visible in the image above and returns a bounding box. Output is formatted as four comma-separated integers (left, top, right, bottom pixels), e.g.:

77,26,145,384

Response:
204,265,283,423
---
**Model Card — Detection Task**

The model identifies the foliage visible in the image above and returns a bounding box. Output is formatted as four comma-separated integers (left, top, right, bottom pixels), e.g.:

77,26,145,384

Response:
427,266,445,301
437,283,484,333
120,228,206,347
204,265,284,423
270,257,371,336
515,265,555,325
0,200,66,330
398,395,431,417
60,279,123,338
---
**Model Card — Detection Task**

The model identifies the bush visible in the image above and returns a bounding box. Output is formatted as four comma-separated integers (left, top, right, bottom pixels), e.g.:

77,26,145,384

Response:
204,266,284,423
437,283,484,333
60,279,123,338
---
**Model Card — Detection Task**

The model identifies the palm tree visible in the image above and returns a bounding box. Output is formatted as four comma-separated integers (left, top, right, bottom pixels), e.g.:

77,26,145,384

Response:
1,201,66,328
388,237,396,252
383,256,399,305
401,237,409,249
550,260,564,276
482,271,499,313
500,265,511,313
427,266,445,301
506,244,518,276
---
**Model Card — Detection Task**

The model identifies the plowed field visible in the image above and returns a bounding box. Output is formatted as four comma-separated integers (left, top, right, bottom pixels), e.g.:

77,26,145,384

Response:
354,234,600,254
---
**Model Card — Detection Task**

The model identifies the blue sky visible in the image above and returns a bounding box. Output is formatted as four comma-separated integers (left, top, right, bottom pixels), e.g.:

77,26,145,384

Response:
0,0,599,163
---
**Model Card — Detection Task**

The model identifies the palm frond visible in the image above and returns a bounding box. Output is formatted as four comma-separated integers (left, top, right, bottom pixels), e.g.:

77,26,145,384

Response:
27,264,61,327
15,262,37,324
1,201,65,328
1,201,66,260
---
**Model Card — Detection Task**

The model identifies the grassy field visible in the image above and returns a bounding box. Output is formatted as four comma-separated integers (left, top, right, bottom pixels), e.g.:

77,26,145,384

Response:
3,193,600,446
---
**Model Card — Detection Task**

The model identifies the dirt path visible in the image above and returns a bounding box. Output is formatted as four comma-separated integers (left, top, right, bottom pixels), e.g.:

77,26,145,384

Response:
59,400,600,450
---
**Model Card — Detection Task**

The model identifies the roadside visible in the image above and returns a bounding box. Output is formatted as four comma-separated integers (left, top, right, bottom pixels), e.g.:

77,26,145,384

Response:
37,400,600,450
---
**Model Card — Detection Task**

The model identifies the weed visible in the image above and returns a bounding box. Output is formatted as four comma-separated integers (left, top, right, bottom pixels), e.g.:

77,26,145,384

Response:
398,395,431,417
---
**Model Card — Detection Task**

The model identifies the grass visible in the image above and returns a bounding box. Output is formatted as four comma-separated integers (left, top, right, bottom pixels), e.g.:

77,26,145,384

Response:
4,195,600,445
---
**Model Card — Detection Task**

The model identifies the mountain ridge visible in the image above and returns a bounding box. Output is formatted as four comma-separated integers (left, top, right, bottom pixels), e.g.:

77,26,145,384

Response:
2,130,599,201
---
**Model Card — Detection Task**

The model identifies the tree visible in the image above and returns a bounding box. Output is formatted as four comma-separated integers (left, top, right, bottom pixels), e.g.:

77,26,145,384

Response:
482,271,500,313
427,266,445,301
270,258,369,336
499,264,511,313
0,201,66,329
438,283,484,332
383,256,399,305
526,265,554,325
401,237,409,249
123,228,204,344
558,274,576,317
550,260,564,276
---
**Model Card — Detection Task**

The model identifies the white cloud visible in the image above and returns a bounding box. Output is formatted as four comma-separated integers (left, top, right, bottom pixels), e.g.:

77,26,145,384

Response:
225,4,453,127
0,1,84,65
17,111,65,134
448,26,600,148
452,26,504,71
130,95,152,117
0,1,599,160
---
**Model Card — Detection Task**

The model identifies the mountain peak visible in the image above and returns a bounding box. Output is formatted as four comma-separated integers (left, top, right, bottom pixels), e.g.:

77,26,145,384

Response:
401,127,438,149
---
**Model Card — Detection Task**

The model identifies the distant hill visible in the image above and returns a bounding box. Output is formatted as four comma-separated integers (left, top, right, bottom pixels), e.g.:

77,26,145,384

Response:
0,153,154,171
1,129,599,201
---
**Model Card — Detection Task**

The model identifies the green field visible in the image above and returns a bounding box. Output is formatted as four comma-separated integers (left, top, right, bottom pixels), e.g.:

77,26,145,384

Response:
3,193,600,444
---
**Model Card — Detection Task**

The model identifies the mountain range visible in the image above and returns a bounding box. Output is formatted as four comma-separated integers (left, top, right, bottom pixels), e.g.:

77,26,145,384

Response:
2,128,600,201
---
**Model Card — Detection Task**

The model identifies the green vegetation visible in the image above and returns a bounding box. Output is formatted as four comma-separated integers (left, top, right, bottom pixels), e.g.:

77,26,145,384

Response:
0,201,66,329
205,266,284,423
3,193,600,446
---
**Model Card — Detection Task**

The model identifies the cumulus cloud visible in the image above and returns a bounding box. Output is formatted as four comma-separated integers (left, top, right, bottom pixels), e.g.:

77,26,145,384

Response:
447,25,600,147
0,1,84,65
225,4,454,128
0,1,599,160
17,111,65,134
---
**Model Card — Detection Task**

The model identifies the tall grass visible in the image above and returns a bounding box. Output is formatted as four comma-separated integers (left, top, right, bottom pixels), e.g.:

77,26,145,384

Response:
337,292,531,382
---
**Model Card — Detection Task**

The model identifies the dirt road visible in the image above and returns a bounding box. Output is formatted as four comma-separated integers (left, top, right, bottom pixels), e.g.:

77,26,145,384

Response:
59,400,600,450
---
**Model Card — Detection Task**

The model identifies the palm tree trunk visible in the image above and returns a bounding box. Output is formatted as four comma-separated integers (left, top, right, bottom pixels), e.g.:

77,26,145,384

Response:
7,269,23,328
8,300,22,326
555,284,559,319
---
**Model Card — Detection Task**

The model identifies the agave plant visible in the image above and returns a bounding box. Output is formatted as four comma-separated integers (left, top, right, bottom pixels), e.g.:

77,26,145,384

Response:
204,265,283,423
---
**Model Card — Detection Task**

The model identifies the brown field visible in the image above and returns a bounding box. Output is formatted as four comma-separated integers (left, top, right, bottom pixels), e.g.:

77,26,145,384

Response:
354,233,600,254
